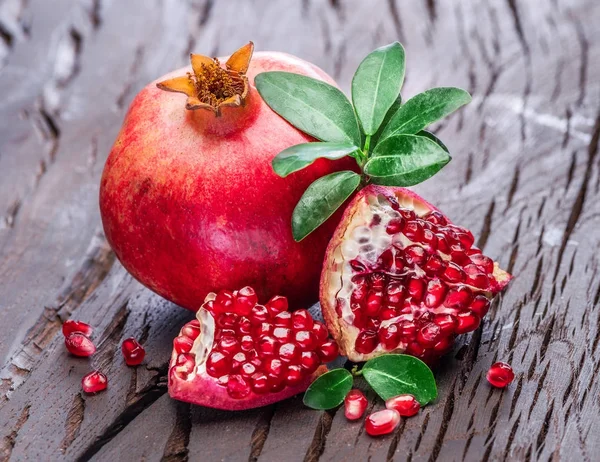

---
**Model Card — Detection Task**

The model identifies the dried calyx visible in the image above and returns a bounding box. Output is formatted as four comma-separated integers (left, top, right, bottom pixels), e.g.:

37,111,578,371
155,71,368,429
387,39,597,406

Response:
157,42,253,114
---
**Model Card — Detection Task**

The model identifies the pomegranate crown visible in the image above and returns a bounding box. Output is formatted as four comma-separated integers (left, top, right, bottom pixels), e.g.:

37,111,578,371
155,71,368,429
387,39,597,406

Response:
156,42,254,115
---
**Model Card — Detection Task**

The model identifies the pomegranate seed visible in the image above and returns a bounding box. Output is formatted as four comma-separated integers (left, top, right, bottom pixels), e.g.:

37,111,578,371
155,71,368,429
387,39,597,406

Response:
380,308,400,320
425,210,447,226
253,322,272,337
273,327,292,342
278,342,300,363
408,278,425,302
263,358,286,379
385,394,420,417
270,379,286,393
266,295,288,315
355,330,378,354
251,373,269,394
405,245,426,266
217,312,238,329
312,322,329,343
273,311,292,326
444,286,474,309
227,374,251,399
257,336,278,357
423,254,446,275
285,364,304,386
62,320,93,337
181,320,200,340
365,291,383,316
399,208,416,221
173,336,194,354
386,218,404,234
292,310,314,330
433,313,457,335
214,290,235,313
442,263,466,283
470,295,491,317
317,341,339,362
433,335,454,353
455,229,475,248
231,351,248,371
406,341,426,357
344,389,368,420
487,362,515,388
235,286,258,315
370,273,386,289
467,272,490,289
386,282,406,306
65,333,96,357
399,320,417,340
299,351,320,373
249,304,270,324
294,330,316,350
365,409,401,436
436,234,451,253
350,259,367,272
206,351,230,377
175,353,196,379
450,245,470,265
403,221,423,241
417,323,442,347
425,279,447,308
239,336,253,352
455,311,480,334
470,254,494,274
378,323,401,350
82,370,107,393
240,362,257,377
216,336,240,355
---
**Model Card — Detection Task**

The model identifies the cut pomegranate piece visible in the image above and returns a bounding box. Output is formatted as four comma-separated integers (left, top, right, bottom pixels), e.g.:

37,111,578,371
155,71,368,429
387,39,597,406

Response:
65,333,96,357
122,338,146,366
320,186,511,363
365,409,401,436
168,287,336,410
82,371,107,393
62,320,93,337
344,389,368,420
486,362,515,388
385,394,420,417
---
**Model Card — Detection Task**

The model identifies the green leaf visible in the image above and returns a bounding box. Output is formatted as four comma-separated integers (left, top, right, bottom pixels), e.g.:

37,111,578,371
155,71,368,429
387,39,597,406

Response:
352,42,405,136
272,142,359,178
292,171,361,241
362,354,437,405
417,130,449,153
379,87,471,141
303,368,354,410
371,95,402,147
364,134,451,186
255,71,361,146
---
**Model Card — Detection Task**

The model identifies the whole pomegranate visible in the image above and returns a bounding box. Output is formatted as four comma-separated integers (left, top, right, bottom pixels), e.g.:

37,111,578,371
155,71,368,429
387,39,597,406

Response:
320,186,511,364
99,43,352,310
168,286,339,410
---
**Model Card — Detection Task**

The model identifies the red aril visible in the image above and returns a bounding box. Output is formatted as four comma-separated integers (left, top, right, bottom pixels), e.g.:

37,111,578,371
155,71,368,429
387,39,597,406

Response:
82,371,107,393
344,389,368,420
385,394,420,417
486,362,515,388
168,287,338,410
121,338,146,366
320,186,511,364
99,43,355,312
65,333,96,357
365,409,401,436
62,320,93,337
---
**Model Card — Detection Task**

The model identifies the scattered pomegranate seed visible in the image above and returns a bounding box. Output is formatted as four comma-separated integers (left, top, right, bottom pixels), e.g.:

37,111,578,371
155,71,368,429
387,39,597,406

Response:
486,362,515,388
65,332,96,357
121,337,146,366
82,370,107,393
62,320,93,337
365,409,401,436
344,389,368,420
385,394,420,417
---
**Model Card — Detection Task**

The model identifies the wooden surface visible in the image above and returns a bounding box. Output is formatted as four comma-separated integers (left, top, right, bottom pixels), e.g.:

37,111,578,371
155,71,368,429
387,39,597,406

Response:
1,0,599,460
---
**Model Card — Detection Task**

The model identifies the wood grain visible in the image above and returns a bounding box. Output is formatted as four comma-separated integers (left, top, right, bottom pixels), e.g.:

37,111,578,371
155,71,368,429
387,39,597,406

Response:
1,0,599,460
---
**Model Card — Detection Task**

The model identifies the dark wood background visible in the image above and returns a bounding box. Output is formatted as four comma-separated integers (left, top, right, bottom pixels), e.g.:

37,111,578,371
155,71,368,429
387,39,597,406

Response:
1,0,598,460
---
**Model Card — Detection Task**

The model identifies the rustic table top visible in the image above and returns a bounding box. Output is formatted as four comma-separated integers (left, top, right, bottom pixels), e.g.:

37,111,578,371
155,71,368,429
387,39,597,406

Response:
1,0,599,461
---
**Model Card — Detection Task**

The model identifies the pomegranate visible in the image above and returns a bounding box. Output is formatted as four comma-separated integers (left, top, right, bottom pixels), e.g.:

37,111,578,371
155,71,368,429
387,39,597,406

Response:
62,320,93,337
344,389,368,420
385,394,420,417
365,409,401,436
121,338,146,366
65,333,96,357
486,362,515,388
99,42,354,310
82,371,108,393
168,286,338,410
320,185,511,363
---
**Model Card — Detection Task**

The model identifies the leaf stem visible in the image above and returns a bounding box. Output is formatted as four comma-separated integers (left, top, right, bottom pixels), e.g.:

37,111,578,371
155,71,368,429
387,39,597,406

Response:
351,365,363,377
363,135,371,156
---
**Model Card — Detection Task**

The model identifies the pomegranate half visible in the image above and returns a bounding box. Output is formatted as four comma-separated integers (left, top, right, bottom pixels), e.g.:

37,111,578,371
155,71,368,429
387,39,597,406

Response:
99,43,353,310
320,185,511,363
168,286,338,410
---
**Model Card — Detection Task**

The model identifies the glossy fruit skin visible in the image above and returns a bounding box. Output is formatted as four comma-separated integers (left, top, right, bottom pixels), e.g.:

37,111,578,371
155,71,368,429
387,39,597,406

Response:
385,394,420,417
365,409,401,436
121,338,146,366
65,333,96,357
487,362,515,388
82,370,108,393
344,389,368,420
100,52,355,311
62,320,93,337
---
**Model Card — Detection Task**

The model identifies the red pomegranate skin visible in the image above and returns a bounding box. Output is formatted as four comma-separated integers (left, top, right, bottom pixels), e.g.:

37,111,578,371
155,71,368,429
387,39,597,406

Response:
100,52,355,310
